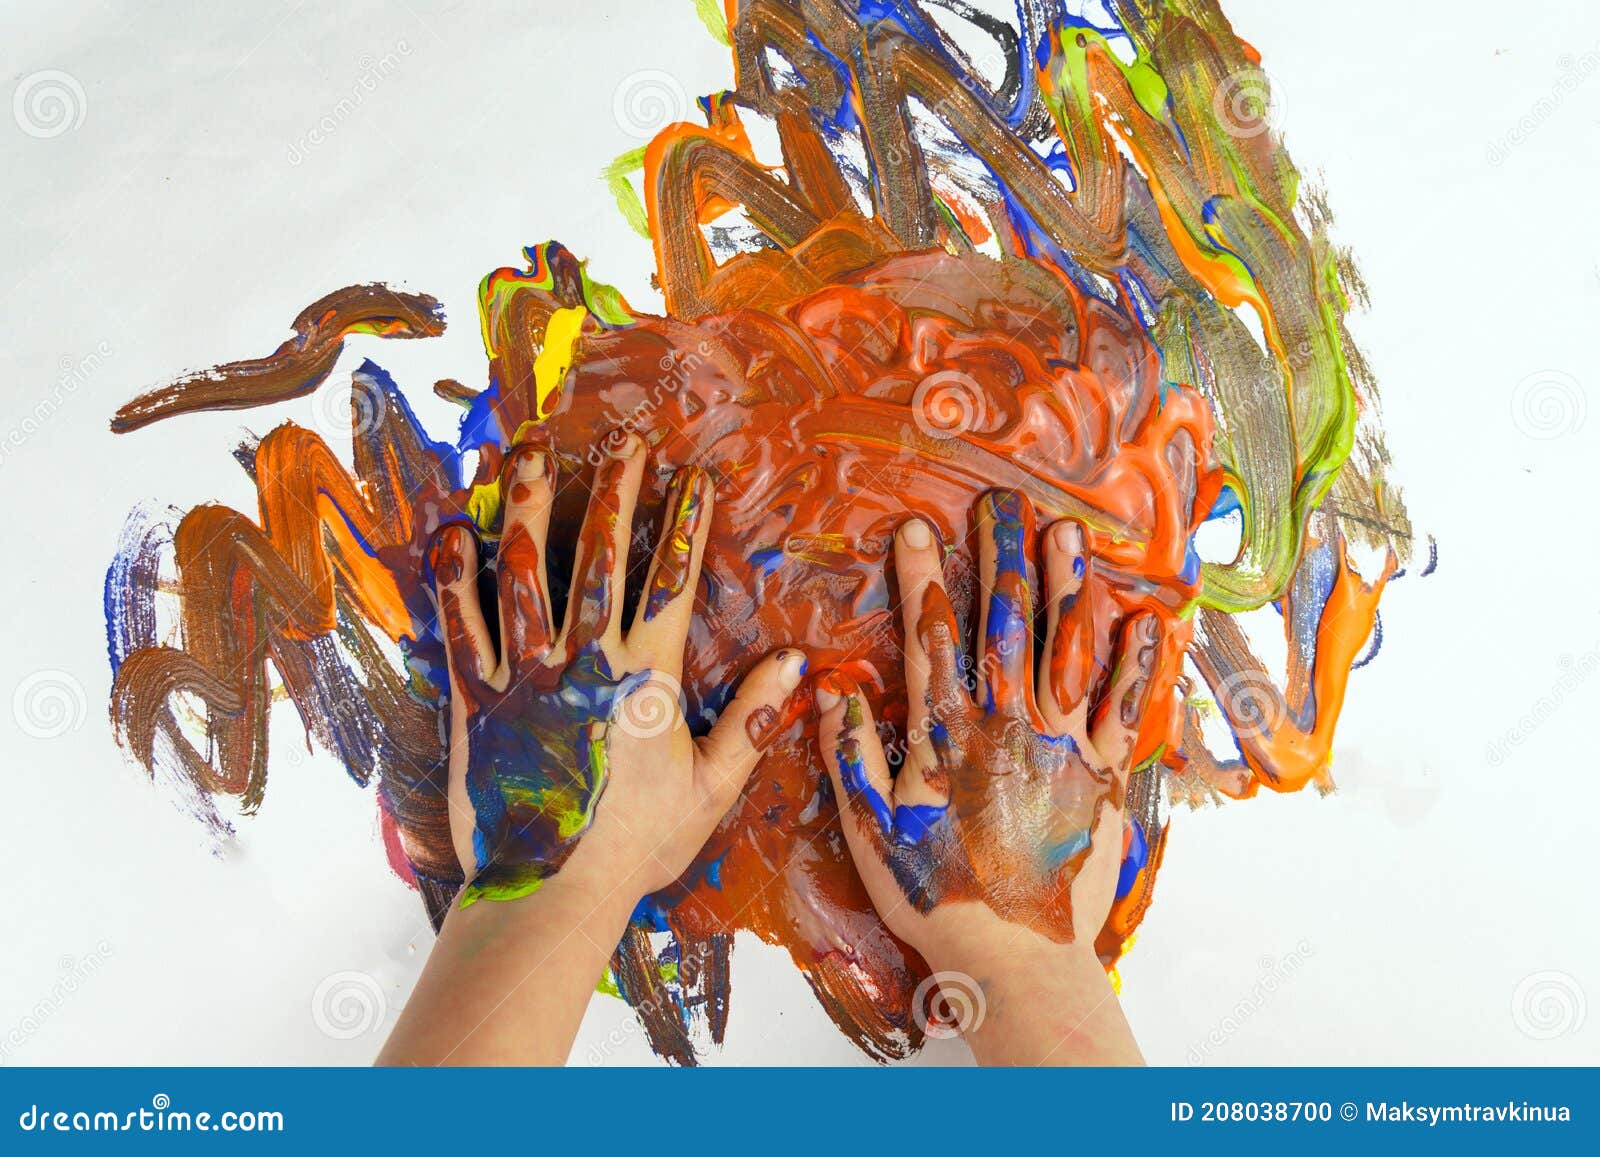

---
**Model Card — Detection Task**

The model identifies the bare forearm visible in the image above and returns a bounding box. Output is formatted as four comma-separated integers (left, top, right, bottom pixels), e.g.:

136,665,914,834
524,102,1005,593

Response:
377,878,635,1066
936,943,1144,1067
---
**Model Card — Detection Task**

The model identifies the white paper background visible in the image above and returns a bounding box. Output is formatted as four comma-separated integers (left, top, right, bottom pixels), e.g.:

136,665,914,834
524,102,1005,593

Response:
2,0,1596,1065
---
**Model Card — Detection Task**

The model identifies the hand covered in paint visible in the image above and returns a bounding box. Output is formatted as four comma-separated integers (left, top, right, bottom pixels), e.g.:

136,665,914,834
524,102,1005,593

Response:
432,433,808,910
816,492,1163,984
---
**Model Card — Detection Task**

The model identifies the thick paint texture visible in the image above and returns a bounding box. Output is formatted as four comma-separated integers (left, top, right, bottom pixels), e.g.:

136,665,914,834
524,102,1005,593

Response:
105,0,1410,1063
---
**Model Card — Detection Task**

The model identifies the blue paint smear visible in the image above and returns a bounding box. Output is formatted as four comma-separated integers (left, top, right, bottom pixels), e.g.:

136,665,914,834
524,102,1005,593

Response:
1115,818,1149,899
1043,828,1091,871
836,747,893,835
1350,609,1382,671
749,547,786,576
104,505,169,678
355,360,462,484
1207,486,1242,520
891,801,946,847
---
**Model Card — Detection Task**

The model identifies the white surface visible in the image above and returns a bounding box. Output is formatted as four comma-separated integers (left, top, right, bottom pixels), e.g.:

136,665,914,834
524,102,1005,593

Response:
1,0,1595,1065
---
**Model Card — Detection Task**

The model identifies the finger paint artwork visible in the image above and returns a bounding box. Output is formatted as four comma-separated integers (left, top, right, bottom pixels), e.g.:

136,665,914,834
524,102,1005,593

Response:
104,0,1415,1063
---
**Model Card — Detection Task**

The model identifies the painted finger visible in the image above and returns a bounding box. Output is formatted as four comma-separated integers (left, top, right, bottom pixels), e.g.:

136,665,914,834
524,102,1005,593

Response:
693,649,808,810
627,465,712,674
496,446,557,673
432,523,495,877
1089,612,1163,779
1039,518,1093,733
893,517,944,775
916,578,976,779
975,490,1037,718
431,523,496,698
814,672,895,850
559,431,646,659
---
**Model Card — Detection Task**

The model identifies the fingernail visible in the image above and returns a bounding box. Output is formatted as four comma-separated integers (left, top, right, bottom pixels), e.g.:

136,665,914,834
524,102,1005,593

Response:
504,447,548,502
1140,614,1160,647
1054,521,1083,554
605,430,641,459
777,650,808,691
513,448,545,479
429,524,469,584
745,705,782,750
1121,678,1148,726
901,518,933,550
987,489,1025,522
814,671,846,712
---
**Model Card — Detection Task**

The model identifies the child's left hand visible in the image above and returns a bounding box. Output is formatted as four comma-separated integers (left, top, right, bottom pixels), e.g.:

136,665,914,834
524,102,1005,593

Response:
431,431,806,911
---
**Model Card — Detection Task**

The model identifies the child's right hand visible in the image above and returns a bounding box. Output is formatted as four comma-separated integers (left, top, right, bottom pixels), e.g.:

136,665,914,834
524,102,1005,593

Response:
814,492,1162,1063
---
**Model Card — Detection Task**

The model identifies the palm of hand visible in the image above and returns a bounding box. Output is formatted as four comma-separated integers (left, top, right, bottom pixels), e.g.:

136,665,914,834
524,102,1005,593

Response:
823,492,1163,952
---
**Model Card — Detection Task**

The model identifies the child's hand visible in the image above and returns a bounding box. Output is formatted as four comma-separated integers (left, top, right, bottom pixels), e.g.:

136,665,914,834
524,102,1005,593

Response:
384,434,805,1065
814,492,1160,1063
433,432,806,911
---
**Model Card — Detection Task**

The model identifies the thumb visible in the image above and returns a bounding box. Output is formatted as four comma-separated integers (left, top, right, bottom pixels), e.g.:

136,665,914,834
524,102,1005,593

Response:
694,649,808,808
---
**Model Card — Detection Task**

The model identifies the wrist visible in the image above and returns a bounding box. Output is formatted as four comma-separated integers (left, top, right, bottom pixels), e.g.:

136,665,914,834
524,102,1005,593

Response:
919,925,1101,985
450,862,638,948
545,835,654,921
919,937,1137,1066
530,865,641,933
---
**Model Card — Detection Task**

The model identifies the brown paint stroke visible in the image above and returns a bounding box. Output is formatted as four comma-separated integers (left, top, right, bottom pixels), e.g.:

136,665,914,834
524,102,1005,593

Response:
103,0,1417,1066
111,284,444,433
